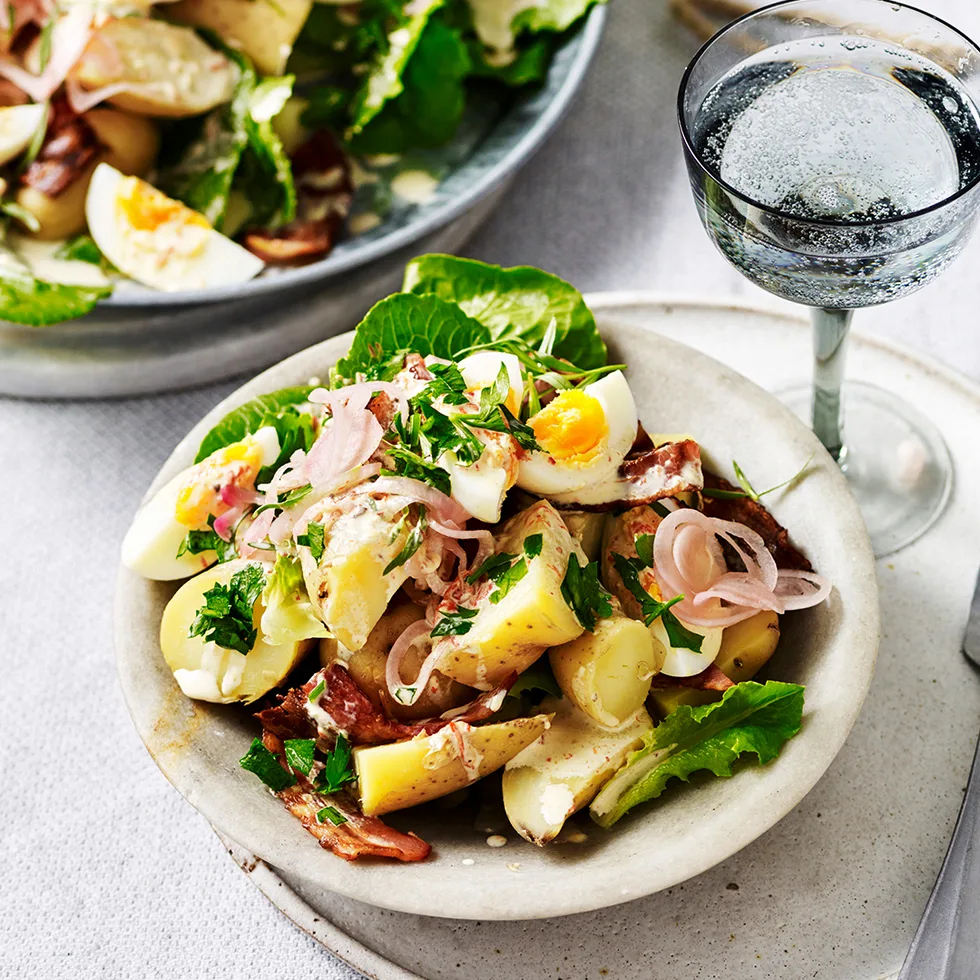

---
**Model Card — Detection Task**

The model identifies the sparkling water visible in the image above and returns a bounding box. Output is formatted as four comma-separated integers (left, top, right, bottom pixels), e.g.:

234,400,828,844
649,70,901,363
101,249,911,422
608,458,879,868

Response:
689,37,980,307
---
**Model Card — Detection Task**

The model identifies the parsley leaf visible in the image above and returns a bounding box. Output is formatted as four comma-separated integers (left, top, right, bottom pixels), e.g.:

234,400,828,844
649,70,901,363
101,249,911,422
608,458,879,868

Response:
188,564,266,654
560,554,612,632
450,363,540,451
296,521,325,562
650,501,673,519
465,551,516,585
316,805,348,826
240,737,296,791
384,507,427,575
634,532,655,568
383,444,452,495
610,553,694,646
431,605,478,637
701,456,815,502
254,484,313,515
318,735,356,793
490,557,527,604
523,533,544,560
176,514,239,563
308,679,326,702
284,738,316,775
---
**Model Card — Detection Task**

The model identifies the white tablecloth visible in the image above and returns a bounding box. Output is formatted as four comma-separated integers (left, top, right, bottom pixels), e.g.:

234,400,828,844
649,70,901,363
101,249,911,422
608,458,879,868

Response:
4,1,979,977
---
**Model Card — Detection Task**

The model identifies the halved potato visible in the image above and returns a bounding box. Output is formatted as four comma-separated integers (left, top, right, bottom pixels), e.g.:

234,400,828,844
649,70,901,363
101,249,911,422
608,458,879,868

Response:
70,19,239,118
648,686,719,718
715,610,780,682
159,559,311,703
549,602,659,727
167,0,313,75
319,596,475,721
561,511,608,563
432,500,584,689
503,698,653,844
354,714,552,816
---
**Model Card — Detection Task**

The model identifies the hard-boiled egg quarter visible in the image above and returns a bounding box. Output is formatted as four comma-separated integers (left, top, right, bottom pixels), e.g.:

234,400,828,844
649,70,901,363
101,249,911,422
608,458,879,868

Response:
122,427,280,581
518,371,638,496
457,351,524,415
0,103,46,167
86,163,264,291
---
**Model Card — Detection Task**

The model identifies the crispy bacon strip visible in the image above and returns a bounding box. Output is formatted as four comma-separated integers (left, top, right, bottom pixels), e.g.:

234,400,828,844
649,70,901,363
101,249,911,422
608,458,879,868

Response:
552,439,703,511
244,131,353,264
256,664,515,746
652,663,734,692
261,732,431,862
701,472,812,572
20,99,103,197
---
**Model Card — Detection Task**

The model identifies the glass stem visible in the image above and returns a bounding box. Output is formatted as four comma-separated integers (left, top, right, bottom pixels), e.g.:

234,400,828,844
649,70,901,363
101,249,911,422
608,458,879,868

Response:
811,307,852,461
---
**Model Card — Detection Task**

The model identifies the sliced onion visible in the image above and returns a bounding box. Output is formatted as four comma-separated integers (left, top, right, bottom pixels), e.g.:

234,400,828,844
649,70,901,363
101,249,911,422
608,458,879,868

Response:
0,8,93,102
385,619,436,706
219,484,263,508
310,381,409,421
213,505,246,542
427,517,493,570
774,569,833,610
360,476,471,526
239,508,276,560
65,76,130,114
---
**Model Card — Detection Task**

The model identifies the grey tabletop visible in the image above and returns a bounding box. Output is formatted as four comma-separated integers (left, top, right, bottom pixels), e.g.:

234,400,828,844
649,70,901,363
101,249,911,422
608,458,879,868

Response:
3,2,980,978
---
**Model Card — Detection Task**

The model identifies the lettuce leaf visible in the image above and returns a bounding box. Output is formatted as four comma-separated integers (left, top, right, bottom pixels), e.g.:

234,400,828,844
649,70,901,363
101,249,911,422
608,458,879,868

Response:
195,386,316,463
333,293,491,382
468,35,553,86
466,0,603,53
0,241,112,326
260,556,329,646
245,75,297,227
590,681,805,828
403,254,606,368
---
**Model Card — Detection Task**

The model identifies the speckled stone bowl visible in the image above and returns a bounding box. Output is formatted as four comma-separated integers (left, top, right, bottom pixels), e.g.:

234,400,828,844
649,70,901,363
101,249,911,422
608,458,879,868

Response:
114,316,879,920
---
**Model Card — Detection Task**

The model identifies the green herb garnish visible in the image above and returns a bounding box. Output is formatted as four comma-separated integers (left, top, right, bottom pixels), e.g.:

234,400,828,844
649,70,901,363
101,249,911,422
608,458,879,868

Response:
560,554,612,632
384,507,427,574
430,605,478,638
316,805,348,826
702,456,814,502
634,532,655,568
284,738,316,776
308,679,326,702
188,564,265,654
296,521,325,562
254,484,313,515
610,552,695,648
318,734,356,793
176,514,239,563
240,737,296,791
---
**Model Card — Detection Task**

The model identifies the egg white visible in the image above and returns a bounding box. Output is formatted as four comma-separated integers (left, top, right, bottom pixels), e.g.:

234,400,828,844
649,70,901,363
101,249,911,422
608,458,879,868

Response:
0,103,45,166
122,427,280,581
458,351,524,414
518,370,638,496
651,616,724,678
86,163,265,292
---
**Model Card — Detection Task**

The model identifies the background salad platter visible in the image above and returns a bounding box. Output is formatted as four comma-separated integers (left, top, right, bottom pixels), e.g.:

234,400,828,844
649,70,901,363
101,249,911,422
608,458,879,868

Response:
0,3,605,399
114,308,879,921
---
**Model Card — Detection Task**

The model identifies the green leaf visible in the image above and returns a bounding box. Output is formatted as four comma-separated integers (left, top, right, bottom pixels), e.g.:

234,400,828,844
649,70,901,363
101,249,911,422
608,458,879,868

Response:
0,241,113,326
195,387,315,463
284,738,316,775
383,444,452,496
610,552,688,636
308,679,326,702
383,508,427,574
489,557,527,604
347,0,444,137
240,737,297,791
260,554,329,646
318,734,356,793
256,405,317,486
431,605,478,637
176,514,238,563
349,15,472,155
188,563,266,654
467,35,553,86
0,201,40,233
403,255,606,369
560,554,612,632
297,521,326,563
634,533,655,568
245,74,297,226
466,551,517,584
511,0,605,37
316,805,348,826
661,608,704,652
590,681,805,828
334,293,490,383
253,484,313,515
54,235,104,266
466,0,603,56
507,656,562,700
523,533,544,560
701,456,815,502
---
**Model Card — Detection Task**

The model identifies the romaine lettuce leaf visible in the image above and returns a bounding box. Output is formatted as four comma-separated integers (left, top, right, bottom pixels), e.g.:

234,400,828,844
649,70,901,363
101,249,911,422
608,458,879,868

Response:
0,241,112,326
245,74,298,227
260,555,329,646
468,35,553,86
467,0,603,53
589,681,805,828
402,254,606,369
333,293,491,382
195,386,316,463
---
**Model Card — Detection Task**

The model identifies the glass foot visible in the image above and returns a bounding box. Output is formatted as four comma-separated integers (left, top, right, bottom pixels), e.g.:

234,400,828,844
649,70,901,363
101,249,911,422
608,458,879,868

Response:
778,381,953,558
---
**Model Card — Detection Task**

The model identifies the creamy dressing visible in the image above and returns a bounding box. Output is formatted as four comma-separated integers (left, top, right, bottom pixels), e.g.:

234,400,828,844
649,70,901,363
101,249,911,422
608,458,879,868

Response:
423,722,484,781
539,783,575,825
391,170,439,205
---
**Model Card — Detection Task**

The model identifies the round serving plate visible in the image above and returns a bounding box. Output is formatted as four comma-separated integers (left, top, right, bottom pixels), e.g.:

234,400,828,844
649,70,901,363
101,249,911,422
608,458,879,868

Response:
114,300,879,923
1,6,606,400
212,296,980,980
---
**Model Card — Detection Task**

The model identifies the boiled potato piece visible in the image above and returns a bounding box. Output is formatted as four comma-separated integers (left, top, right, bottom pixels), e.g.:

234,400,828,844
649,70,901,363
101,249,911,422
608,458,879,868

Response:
715,610,780,682
301,501,411,652
355,714,552,816
319,596,474,721
649,686,719,718
561,511,608,563
168,0,313,75
503,698,653,844
160,559,312,703
549,603,660,727
70,19,239,118
16,108,160,240
432,500,584,689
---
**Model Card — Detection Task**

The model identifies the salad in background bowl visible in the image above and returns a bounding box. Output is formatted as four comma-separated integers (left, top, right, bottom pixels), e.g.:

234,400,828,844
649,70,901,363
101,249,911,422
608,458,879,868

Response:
0,0,605,326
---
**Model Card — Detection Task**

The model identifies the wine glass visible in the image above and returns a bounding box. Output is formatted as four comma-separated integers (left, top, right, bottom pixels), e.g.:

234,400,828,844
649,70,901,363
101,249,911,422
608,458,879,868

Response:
677,0,980,556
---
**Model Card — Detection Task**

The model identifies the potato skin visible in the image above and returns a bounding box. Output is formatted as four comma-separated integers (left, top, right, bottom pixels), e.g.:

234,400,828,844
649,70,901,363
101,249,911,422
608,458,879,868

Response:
319,597,475,722
715,610,780,682
17,161,96,239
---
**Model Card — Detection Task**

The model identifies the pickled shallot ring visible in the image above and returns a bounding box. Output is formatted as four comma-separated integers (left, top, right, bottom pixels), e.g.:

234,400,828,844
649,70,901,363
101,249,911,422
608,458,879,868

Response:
773,568,833,610
385,619,437,706
360,476,471,526
310,382,409,421
426,517,494,570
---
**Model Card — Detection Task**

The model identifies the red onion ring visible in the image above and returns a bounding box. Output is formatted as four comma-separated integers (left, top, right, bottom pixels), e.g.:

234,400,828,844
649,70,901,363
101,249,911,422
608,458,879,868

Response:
359,476,471,527
384,619,437,706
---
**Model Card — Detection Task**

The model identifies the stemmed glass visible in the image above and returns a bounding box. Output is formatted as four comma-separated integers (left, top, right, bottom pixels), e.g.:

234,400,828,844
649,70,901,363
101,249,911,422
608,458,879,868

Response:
678,0,980,556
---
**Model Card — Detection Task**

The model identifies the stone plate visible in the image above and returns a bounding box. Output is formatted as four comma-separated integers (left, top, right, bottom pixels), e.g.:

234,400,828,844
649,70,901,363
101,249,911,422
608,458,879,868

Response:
114,300,879,921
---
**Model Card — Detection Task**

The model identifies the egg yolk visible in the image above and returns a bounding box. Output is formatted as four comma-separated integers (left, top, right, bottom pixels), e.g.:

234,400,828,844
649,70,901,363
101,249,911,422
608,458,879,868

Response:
117,177,210,257
530,390,608,461
175,440,264,528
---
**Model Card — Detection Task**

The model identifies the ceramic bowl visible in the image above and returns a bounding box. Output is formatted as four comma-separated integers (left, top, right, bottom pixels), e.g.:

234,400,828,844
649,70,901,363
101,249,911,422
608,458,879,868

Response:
1,7,606,399
114,310,879,920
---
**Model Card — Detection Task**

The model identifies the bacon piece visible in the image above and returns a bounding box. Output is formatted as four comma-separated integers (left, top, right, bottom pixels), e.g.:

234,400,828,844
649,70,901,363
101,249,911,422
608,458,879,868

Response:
244,130,353,265
20,99,103,197
403,352,432,382
651,663,734,692
700,472,812,572
551,439,704,511
366,390,397,431
256,664,515,746
261,732,431,862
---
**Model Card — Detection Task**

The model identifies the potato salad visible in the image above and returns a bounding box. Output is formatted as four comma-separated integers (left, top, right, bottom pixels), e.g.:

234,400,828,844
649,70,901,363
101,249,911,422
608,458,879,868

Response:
0,0,603,325
123,255,832,861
